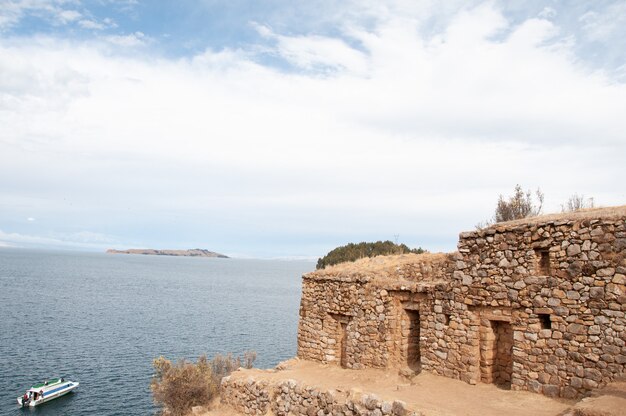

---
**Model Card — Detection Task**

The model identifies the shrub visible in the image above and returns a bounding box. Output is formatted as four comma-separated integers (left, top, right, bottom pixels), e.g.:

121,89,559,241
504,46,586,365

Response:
494,184,544,223
561,194,594,212
476,185,545,229
151,351,256,415
210,351,255,382
316,240,425,269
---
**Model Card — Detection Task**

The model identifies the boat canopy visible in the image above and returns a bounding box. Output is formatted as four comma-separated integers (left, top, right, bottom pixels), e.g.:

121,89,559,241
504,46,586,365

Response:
27,379,63,392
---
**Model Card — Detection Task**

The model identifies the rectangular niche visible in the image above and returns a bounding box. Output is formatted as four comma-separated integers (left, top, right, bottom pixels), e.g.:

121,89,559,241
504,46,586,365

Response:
535,249,551,276
539,313,552,330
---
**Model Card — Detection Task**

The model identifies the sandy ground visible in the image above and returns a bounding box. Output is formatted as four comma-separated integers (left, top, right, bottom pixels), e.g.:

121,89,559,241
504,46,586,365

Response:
570,381,626,416
196,359,579,416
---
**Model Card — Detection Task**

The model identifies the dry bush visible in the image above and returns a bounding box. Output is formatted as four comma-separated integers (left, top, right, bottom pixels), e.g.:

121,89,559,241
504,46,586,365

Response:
243,350,257,369
494,184,544,223
561,194,594,212
151,355,216,416
210,353,240,383
476,185,544,229
151,351,257,416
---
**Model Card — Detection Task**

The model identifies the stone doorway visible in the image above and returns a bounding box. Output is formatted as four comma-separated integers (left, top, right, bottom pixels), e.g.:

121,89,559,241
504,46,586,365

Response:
330,314,350,368
339,322,348,368
480,320,513,388
402,309,421,371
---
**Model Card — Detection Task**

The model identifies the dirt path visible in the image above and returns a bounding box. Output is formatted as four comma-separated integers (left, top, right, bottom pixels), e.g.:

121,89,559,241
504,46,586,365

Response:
201,359,576,416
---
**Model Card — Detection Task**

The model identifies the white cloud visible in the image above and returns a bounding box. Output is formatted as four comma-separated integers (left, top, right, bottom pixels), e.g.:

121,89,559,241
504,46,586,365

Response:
78,16,116,30
580,2,626,42
78,19,104,30
538,7,556,20
0,0,82,29
103,31,148,47
254,23,368,73
56,9,81,24
0,2,625,255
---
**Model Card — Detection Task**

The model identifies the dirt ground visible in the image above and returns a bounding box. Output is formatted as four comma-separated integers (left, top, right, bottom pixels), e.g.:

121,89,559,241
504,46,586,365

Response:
195,359,587,416
569,381,626,416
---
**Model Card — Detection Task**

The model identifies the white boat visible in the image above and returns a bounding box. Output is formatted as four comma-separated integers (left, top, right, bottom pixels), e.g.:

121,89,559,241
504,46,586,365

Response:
17,378,79,407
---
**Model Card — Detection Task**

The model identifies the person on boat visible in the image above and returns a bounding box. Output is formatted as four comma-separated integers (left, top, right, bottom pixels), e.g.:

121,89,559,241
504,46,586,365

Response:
39,390,44,399
22,392,29,405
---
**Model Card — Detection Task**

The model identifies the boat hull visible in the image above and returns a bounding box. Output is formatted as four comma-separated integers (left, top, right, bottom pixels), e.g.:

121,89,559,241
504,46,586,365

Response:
17,381,79,407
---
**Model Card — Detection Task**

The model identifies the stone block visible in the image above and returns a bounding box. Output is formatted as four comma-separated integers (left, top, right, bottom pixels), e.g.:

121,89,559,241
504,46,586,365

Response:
590,287,605,299
567,323,586,335
392,400,408,416
543,384,560,397
567,244,581,256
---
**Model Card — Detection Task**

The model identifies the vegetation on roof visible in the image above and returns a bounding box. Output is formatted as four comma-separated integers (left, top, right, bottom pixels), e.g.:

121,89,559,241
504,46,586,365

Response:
316,240,425,270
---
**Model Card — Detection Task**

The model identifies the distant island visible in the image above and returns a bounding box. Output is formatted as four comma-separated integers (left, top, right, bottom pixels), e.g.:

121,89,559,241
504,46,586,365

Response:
106,248,229,258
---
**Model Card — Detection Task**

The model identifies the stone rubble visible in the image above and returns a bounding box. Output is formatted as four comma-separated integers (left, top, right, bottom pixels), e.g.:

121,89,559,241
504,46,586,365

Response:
221,376,421,416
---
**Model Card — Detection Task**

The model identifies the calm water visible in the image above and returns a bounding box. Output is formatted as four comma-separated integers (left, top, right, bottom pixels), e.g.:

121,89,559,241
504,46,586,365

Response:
0,248,314,415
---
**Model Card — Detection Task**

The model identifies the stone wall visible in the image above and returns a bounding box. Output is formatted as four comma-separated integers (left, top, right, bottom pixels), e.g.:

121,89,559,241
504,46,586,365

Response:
221,375,420,416
453,214,626,397
297,253,455,371
296,207,626,399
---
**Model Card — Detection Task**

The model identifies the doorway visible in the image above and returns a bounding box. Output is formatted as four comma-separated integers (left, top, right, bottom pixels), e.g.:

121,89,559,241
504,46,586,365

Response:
339,322,348,368
403,309,421,371
480,320,513,387
330,313,350,368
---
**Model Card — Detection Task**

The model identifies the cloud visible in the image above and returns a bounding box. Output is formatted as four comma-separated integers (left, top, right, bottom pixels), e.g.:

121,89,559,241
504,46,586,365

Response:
56,9,81,24
78,17,117,30
0,1,118,33
579,2,626,42
254,23,368,73
0,2,625,255
538,7,556,20
103,31,148,47
79,19,104,30
0,0,82,29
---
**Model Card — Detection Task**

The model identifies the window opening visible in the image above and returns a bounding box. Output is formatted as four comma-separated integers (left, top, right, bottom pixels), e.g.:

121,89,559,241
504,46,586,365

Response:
539,314,551,330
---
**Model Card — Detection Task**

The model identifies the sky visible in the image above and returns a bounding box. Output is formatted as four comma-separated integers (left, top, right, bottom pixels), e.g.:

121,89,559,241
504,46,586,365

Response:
0,0,625,258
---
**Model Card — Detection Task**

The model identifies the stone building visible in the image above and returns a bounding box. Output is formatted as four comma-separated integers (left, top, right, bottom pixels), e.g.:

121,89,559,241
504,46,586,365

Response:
297,206,626,398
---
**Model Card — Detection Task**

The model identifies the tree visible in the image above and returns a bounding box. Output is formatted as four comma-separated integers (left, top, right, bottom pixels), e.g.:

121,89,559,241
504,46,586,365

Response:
561,194,594,212
494,184,544,223
316,240,425,269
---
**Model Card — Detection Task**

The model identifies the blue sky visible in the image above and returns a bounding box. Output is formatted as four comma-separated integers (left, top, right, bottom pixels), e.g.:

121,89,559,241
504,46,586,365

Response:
1,1,625,258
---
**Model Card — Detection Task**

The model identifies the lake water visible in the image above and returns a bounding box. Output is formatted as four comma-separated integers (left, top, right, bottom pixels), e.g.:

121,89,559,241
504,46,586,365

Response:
0,248,314,415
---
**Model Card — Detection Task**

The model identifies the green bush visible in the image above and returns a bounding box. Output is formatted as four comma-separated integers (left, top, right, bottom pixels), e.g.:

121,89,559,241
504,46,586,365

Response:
151,351,256,415
316,240,425,269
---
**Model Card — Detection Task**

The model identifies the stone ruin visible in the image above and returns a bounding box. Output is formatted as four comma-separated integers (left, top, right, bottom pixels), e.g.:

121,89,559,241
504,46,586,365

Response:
297,206,626,399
